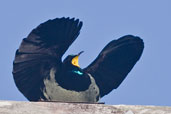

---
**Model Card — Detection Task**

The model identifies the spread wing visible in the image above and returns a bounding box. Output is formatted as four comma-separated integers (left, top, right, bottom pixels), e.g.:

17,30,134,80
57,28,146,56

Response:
13,17,83,101
84,35,144,98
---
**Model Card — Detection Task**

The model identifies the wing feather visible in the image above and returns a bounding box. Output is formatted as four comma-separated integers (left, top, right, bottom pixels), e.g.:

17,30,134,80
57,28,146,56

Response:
84,35,144,98
13,17,83,101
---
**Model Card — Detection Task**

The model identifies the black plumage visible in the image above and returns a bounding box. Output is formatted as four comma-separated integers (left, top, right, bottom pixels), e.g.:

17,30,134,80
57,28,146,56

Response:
13,17,144,102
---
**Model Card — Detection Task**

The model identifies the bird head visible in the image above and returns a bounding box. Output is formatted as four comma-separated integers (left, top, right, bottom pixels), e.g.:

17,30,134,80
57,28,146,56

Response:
63,51,84,68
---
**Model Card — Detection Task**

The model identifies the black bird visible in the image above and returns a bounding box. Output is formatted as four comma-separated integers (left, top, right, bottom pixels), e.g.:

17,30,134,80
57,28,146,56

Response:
13,17,144,102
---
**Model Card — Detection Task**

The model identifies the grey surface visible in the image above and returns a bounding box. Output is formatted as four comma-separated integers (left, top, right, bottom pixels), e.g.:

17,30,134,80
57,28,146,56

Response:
0,100,171,114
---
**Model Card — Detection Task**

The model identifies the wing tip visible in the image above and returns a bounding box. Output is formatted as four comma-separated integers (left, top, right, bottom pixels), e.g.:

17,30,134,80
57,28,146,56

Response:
119,34,144,49
121,35,143,42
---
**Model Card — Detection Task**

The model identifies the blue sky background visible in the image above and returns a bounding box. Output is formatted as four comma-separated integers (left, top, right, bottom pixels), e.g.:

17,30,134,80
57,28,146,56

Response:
0,0,171,106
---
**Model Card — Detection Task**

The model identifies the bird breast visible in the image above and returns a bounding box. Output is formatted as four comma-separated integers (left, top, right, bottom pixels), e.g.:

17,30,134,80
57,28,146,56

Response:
43,68,100,102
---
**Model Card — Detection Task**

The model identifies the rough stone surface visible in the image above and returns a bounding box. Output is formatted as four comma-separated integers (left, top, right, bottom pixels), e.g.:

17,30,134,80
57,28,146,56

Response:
0,100,171,114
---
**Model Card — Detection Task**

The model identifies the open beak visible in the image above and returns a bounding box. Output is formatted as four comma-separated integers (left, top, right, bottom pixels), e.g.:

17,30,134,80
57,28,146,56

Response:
71,51,84,68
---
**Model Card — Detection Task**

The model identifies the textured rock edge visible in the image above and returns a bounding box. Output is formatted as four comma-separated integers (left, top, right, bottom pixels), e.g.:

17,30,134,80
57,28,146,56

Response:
0,100,171,114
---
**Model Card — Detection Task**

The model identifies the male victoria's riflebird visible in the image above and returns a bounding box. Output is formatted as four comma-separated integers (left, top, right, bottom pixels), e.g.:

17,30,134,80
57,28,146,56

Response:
13,17,144,102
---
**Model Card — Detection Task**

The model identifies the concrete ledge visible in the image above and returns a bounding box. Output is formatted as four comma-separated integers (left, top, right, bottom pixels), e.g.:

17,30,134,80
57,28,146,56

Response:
0,100,171,114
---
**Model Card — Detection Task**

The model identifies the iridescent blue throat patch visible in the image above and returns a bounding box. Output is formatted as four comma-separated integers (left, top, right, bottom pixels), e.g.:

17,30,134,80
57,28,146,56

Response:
72,70,83,75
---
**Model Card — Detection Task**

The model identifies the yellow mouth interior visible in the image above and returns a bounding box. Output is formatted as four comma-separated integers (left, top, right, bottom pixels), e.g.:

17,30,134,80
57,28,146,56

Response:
71,56,80,67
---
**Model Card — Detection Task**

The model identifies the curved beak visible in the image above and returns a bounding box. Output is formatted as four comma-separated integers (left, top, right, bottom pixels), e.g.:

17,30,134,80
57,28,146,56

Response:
71,51,84,68
78,51,84,56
